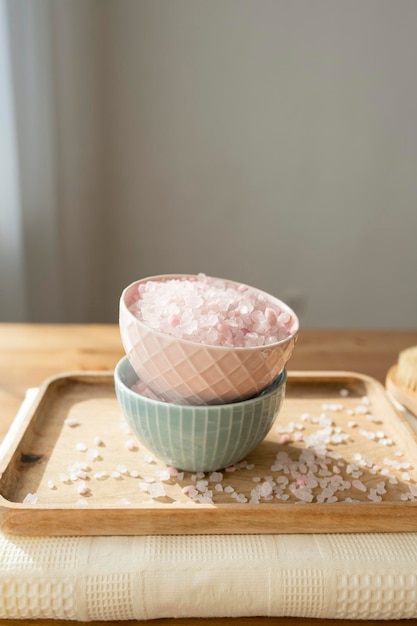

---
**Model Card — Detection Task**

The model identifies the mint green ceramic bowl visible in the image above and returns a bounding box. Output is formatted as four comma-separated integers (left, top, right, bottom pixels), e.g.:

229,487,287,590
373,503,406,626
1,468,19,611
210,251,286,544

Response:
114,356,287,472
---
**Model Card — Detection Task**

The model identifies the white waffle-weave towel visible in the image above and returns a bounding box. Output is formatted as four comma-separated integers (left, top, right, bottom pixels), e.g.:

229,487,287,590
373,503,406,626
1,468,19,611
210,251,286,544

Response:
0,391,417,621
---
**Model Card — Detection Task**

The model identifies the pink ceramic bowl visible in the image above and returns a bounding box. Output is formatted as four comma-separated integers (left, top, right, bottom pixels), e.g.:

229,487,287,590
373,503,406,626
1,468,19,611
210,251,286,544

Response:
119,274,298,405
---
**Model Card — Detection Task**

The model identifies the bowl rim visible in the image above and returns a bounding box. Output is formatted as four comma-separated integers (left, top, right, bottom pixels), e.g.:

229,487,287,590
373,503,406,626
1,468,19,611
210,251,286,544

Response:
114,356,287,410
120,273,299,352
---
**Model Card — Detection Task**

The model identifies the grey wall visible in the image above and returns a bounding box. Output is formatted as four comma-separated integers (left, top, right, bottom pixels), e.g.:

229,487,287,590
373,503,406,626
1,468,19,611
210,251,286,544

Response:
6,0,417,327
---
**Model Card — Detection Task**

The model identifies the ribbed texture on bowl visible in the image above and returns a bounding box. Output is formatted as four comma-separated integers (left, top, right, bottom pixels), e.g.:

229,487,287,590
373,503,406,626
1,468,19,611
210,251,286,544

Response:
119,275,297,405
114,357,287,472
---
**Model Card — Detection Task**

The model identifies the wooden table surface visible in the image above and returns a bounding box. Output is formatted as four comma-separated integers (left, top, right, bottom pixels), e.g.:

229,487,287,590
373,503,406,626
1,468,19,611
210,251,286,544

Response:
1,324,417,626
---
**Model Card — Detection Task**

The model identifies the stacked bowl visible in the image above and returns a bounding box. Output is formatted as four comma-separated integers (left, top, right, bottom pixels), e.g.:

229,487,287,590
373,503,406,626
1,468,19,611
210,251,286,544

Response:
115,274,298,472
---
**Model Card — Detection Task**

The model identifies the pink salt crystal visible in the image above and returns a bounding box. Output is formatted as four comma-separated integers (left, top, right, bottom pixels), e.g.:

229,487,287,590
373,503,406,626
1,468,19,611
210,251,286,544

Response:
130,274,294,348
182,485,196,494
76,482,90,496
352,479,367,492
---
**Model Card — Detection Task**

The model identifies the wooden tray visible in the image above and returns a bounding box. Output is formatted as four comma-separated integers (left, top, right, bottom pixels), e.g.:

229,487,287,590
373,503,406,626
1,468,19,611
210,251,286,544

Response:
386,364,417,417
1,370,417,536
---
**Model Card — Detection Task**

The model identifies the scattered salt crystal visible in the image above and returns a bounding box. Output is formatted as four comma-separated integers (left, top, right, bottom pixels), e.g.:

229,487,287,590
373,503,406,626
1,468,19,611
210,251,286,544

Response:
23,492,38,504
279,434,291,445
380,438,394,446
366,414,382,424
224,486,235,493
352,480,367,492
60,473,70,483
125,439,137,451
259,481,273,497
339,388,349,397
355,405,369,415
47,480,56,490
93,436,104,447
75,470,88,480
157,469,171,482
94,471,108,479
144,454,154,463
368,489,382,503
64,418,80,427
116,464,129,475
376,481,387,495
111,471,122,479
322,403,343,412
149,483,166,499
129,470,140,478
87,449,101,461
209,471,223,483
400,462,412,470
75,442,88,452
76,482,90,495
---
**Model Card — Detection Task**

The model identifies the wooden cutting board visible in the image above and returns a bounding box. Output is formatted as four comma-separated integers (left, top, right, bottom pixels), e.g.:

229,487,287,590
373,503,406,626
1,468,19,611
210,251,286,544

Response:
1,370,417,536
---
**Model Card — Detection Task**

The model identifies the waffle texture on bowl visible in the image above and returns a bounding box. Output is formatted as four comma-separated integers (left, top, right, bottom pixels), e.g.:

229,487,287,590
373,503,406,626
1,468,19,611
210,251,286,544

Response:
114,356,287,473
119,274,298,405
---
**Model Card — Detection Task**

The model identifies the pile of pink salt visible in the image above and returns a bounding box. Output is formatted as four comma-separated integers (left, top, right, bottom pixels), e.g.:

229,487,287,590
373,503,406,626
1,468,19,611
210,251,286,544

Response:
129,273,295,348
